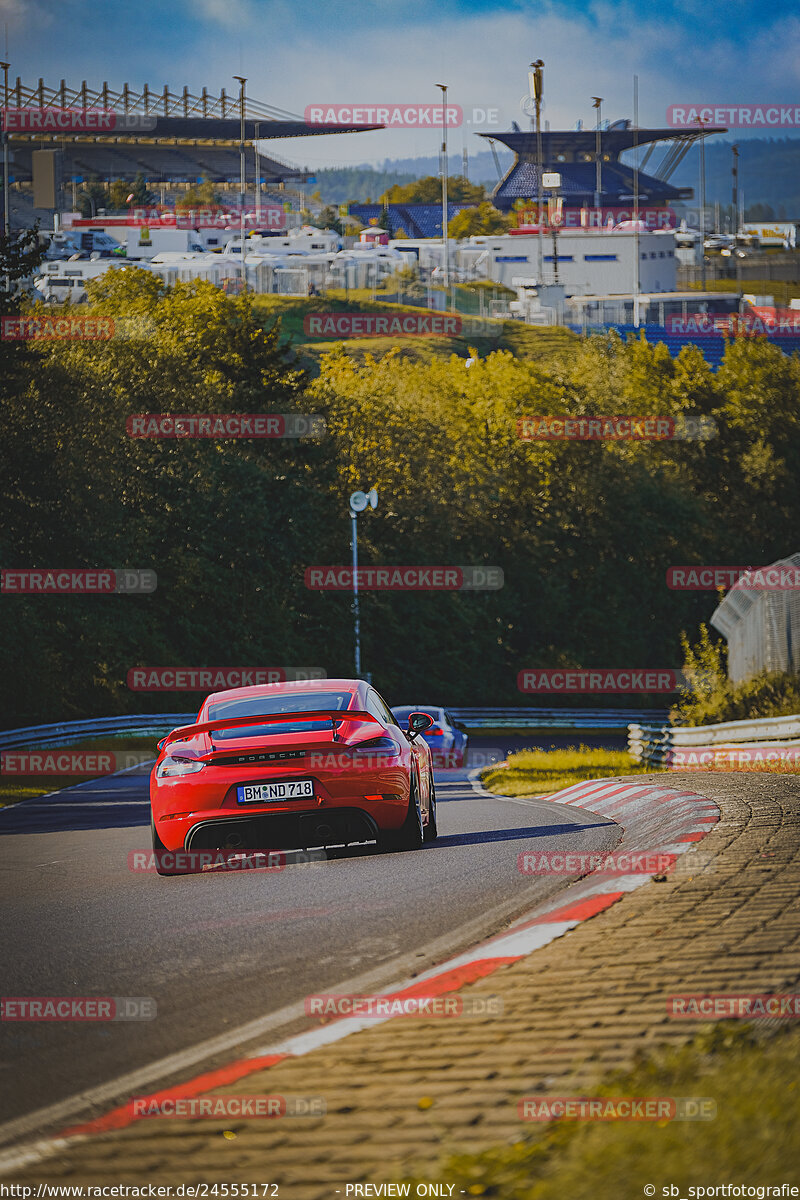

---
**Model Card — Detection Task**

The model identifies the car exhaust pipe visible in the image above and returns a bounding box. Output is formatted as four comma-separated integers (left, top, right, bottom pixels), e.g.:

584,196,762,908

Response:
220,828,247,850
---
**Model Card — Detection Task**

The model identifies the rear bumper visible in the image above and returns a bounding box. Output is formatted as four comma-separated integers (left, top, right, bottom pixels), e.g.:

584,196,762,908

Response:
184,806,381,851
151,765,411,851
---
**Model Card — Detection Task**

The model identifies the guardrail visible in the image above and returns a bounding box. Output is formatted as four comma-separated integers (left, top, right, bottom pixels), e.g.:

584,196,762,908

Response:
629,713,800,767
0,707,668,751
451,708,667,732
0,715,195,752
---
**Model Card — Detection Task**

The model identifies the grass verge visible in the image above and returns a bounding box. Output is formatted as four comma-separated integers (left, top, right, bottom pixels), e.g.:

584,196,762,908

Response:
480,745,663,797
0,735,156,808
251,294,577,371
405,1024,800,1197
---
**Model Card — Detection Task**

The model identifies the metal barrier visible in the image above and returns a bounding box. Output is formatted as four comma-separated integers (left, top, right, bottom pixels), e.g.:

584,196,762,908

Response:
450,708,667,732
0,708,668,750
629,713,800,766
0,715,194,751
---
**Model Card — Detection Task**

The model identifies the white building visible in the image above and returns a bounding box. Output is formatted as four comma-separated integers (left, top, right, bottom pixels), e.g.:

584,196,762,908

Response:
459,229,678,296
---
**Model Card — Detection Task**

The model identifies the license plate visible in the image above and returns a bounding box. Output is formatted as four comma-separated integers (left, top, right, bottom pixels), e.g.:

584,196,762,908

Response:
236,779,314,804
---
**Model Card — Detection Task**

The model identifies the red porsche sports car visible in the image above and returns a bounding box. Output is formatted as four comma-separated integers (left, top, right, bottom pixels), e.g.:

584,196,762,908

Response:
150,678,437,874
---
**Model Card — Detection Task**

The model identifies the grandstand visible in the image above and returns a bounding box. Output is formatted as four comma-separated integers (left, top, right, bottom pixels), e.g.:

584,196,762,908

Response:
3,76,383,199
347,202,472,238
481,123,725,212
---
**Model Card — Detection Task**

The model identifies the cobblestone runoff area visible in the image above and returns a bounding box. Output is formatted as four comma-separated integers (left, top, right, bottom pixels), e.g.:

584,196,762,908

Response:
8,773,800,1196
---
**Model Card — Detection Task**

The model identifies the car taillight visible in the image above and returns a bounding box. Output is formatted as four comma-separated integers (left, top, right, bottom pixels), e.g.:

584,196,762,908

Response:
156,756,206,778
426,727,444,736
354,736,402,755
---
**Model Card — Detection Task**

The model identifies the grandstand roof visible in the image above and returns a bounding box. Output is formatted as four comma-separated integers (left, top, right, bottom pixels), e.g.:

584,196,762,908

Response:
3,77,383,186
4,77,384,142
480,124,726,212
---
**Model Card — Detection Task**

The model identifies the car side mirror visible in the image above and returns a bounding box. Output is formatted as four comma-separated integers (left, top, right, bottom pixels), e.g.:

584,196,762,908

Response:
408,712,434,739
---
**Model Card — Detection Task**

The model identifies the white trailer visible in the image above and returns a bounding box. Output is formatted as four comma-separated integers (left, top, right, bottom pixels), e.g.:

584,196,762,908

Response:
126,227,205,260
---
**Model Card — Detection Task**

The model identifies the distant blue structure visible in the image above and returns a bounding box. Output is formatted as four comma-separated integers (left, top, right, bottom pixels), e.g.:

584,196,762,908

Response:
480,124,721,214
348,202,471,238
573,324,800,370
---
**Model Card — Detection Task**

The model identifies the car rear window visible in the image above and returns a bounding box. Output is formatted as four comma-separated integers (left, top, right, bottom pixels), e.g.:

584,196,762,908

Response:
207,691,353,740
392,706,444,723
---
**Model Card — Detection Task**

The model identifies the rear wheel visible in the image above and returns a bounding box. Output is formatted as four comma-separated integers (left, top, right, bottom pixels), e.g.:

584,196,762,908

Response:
382,778,424,852
423,777,438,842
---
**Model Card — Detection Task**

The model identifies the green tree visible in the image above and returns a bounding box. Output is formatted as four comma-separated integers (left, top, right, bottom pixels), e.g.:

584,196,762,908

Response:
381,175,485,205
178,179,222,209
77,178,108,217
448,202,512,238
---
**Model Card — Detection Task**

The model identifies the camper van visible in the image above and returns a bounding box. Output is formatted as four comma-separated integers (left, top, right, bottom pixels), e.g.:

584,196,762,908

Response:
45,228,122,260
34,260,154,303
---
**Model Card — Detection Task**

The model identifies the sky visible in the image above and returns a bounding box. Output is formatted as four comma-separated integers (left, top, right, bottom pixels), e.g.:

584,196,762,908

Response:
2,0,799,171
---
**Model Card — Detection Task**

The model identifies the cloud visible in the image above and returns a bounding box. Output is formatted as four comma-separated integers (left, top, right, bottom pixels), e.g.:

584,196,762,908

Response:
189,0,258,28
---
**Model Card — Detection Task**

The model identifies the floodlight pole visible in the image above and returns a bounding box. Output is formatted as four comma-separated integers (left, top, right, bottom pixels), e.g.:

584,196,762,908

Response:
234,75,247,289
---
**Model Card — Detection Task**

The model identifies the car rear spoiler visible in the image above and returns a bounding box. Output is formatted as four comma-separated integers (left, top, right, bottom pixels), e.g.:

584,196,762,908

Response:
161,709,383,753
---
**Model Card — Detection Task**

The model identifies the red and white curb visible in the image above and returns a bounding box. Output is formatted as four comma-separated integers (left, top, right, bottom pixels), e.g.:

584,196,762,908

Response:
0,777,719,1173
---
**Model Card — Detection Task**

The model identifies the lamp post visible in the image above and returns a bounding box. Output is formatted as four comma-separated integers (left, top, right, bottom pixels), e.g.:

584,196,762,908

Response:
530,60,544,285
592,96,603,209
1,60,9,238
436,83,449,291
255,120,261,224
731,143,739,235
633,74,640,328
696,115,709,290
349,488,378,678
233,75,247,289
